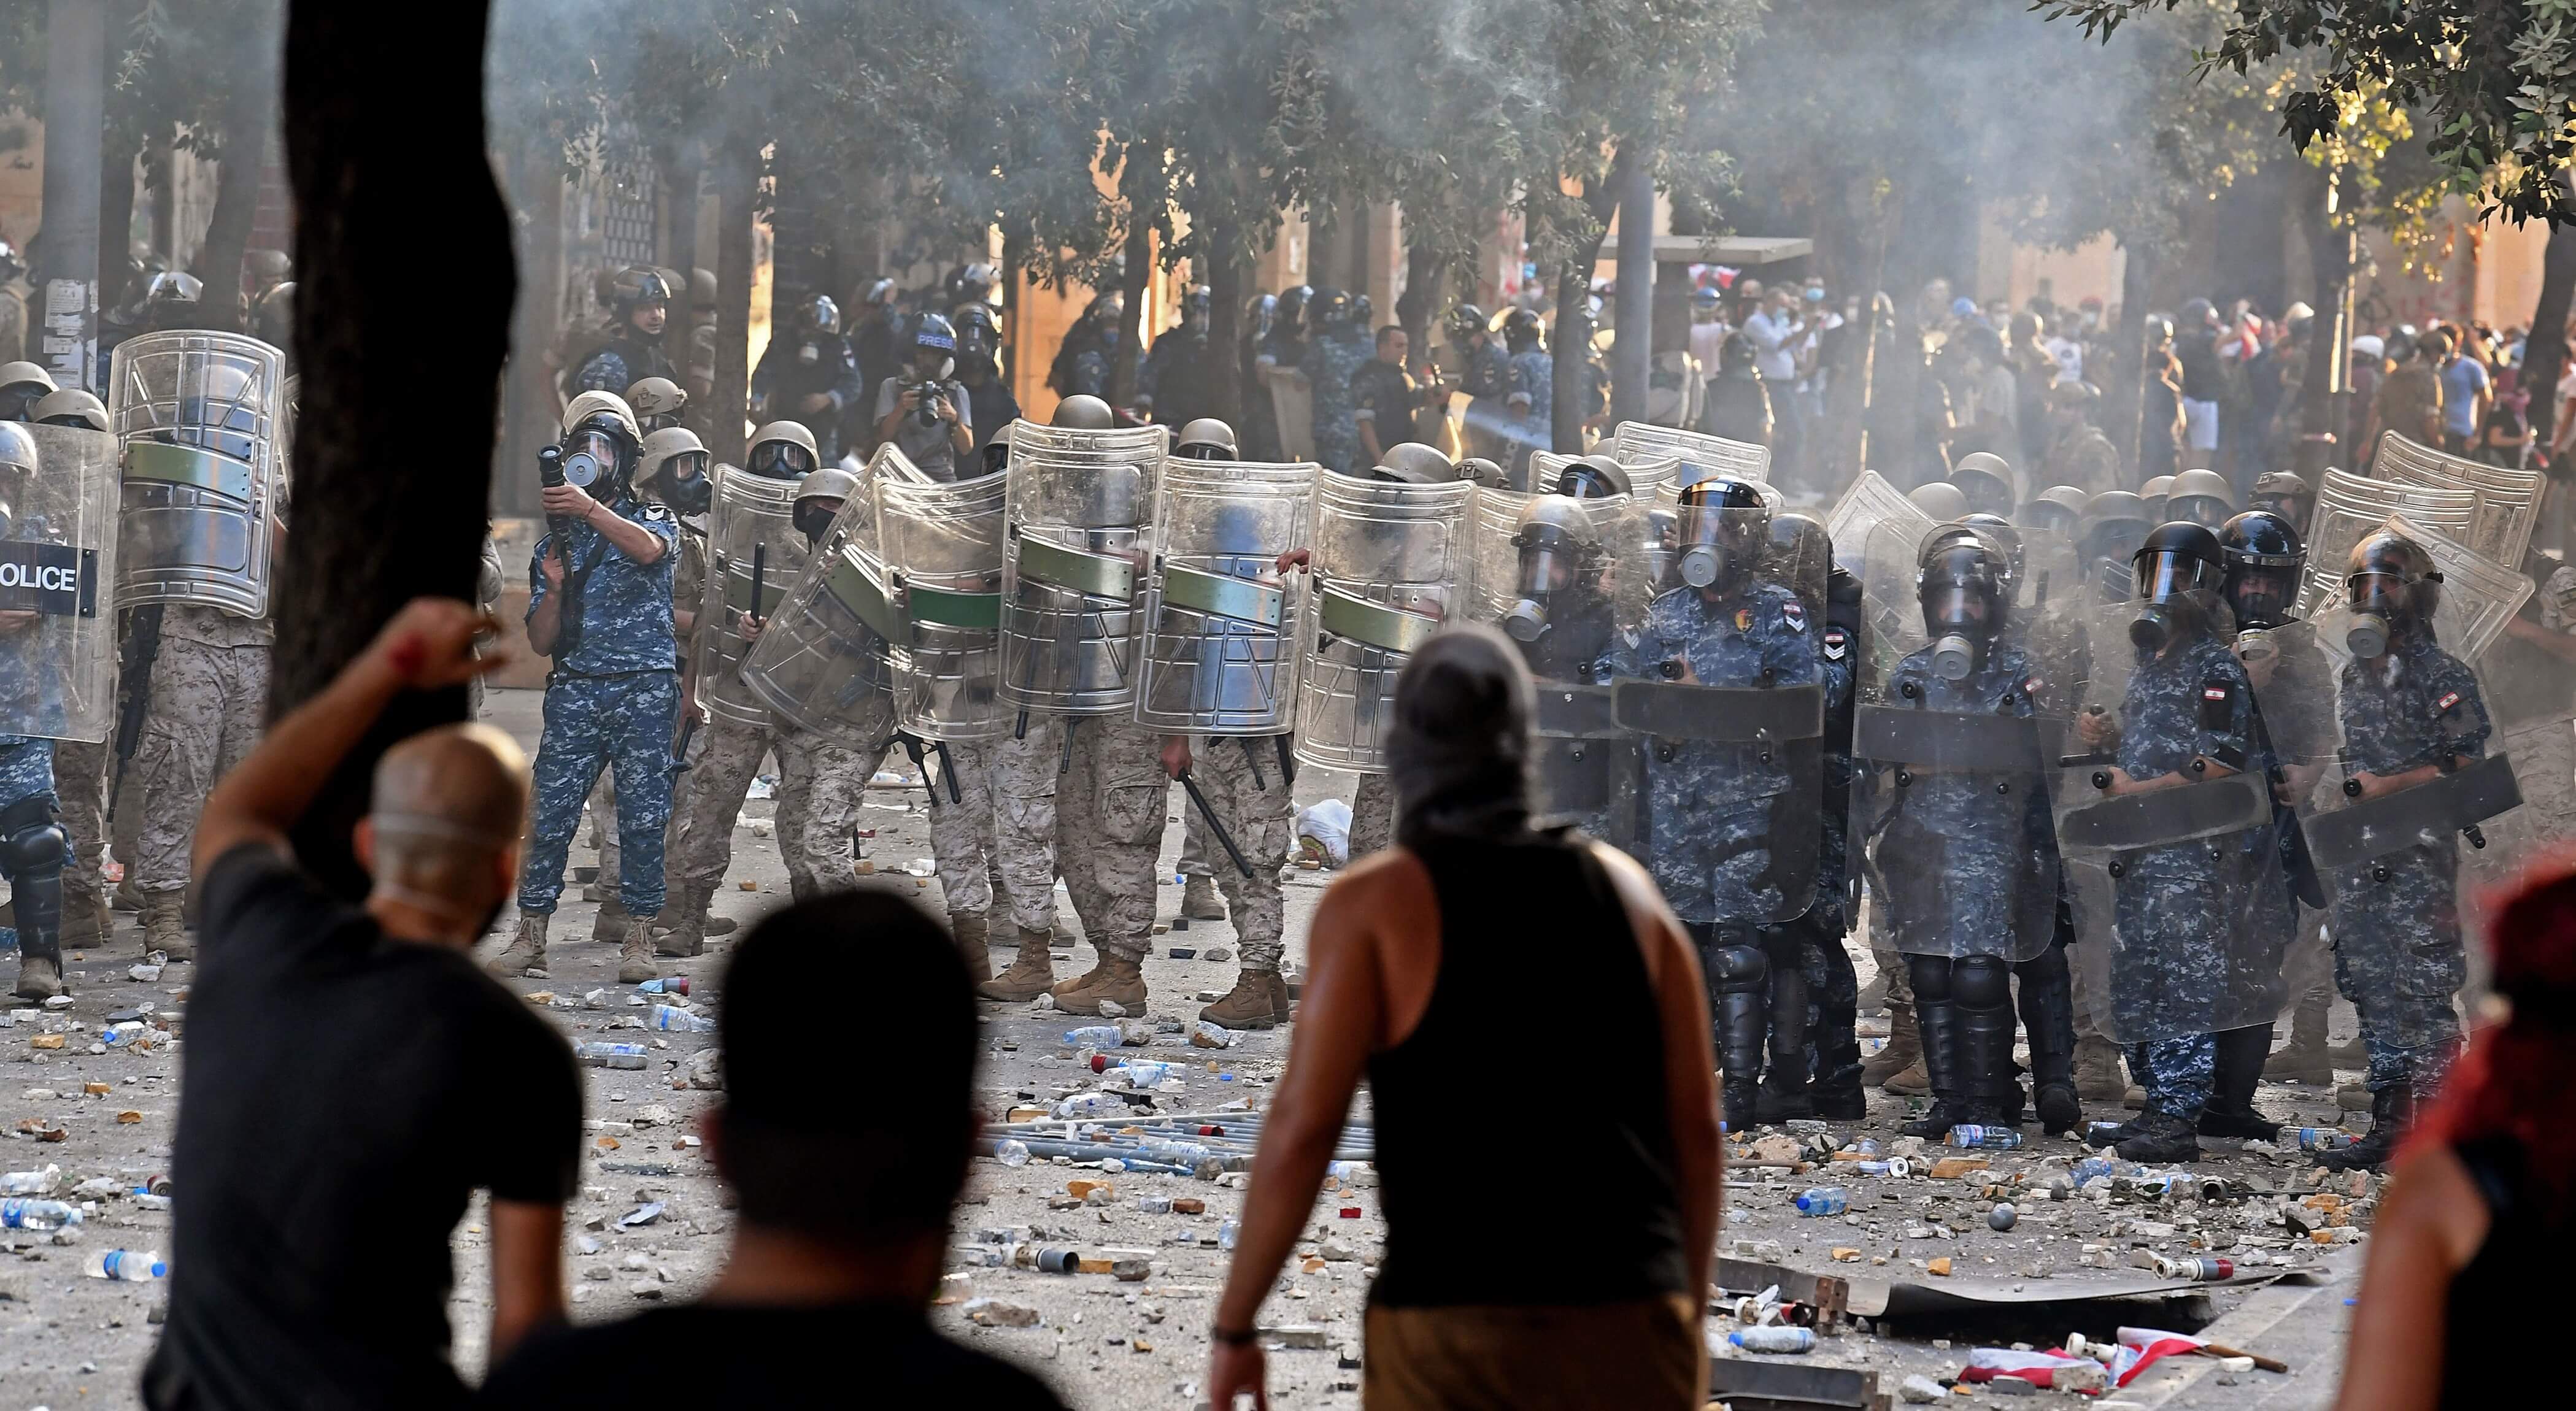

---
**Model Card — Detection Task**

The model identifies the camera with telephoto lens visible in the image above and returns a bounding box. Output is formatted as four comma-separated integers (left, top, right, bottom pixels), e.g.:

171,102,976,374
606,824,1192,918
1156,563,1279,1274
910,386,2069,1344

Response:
912,381,946,427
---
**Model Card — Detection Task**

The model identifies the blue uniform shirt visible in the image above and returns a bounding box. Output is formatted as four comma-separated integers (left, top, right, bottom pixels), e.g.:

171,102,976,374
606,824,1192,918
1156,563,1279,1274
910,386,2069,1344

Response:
528,498,682,678
2337,632,2492,775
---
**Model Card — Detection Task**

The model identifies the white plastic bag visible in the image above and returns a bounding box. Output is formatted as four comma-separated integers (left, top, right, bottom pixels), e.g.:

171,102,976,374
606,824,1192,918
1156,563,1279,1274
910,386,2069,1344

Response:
1296,798,1353,866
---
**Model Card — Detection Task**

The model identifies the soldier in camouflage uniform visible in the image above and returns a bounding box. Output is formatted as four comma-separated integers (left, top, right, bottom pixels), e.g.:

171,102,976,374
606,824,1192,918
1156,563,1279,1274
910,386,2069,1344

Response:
2075,522,2275,1163
1500,310,1554,486
1616,479,1821,1129
488,393,681,983
1176,733,1296,1029
1299,290,1371,476
2317,532,2492,1172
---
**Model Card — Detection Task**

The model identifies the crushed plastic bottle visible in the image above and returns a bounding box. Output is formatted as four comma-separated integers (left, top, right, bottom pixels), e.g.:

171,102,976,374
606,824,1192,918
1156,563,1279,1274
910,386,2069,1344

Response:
1944,1125,2024,1149
1103,1060,1179,1088
573,1041,651,1069
84,1248,165,1281
995,1140,1031,1168
0,1164,60,1196
1729,1326,1817,1354
634,977,691,996
649,1004,715,1032
1218,1218,1240,1251
1063,1025,1125,1049
1793,1186,1848,1217
0,1198,82,1230
2290,1127,2355,1152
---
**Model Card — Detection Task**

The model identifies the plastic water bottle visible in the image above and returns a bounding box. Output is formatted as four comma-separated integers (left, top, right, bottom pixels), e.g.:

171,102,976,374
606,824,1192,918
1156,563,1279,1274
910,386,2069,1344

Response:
0,1165,60,1196
85,1248,165,1281
1053,1092,1124,1118
634,977,690,995
1218,1218,1240,1251
1849,1159,1911,1178
1945,1125,2024,1149
0,1198,82,1230
1063,1025,1124,1049
1325,1160,1373,1182
649,1004,714,1032
573,1041,650,1069
1730,1326,1817,1354
994,1140,1031,1168
2291,1127,2355,1152
1106,1060,1178,1088
2069,1156,2116,1186
1793,1186,1848,1217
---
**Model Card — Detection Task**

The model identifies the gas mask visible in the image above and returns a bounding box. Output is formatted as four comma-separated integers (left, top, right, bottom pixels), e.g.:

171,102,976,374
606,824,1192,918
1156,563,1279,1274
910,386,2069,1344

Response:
1502,498,1593,643
660,449,714,518
793,496,844,544
2226,564,2299,632
2129,549,2221,652
1916,539,2005,682
558,428,626,498
2343,571,2418,659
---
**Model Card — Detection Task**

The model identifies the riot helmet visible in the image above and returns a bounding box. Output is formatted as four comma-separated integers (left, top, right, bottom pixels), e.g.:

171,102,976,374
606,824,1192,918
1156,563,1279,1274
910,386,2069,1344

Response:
791,293,839,337
1183,285,1213,337
954,303,1001,365
558,392,641,498
1275,285,1313,338
1717,331,1760,380
2342,531,2442,658
1173,418,1240,461
1244,294,1278,346
1311,287,1353,329
1767,512,1833,607
1052,394,1116,430
1907,481,1968,521
1373,442,1455,485
2128,521,2226,652
1502,308,1545,353
624,376,688,431
0,363,58,421
745,420,821,480
1675,477,1768,593
636,427,714,517
0,421,31,539
143,271,202,331
255,280,296,351
1959,512,2026,590
612,266,674,317
2026,484,2089,539
791,466,861,543
1916,525,2011,680
2076,491,2156,601
2138,474,2173,518
1502,494,1602,642
2165,467,2237,529
31,388,107,433
2248,469,2313,531
2217,509,2305,631
1949,452,2016,518
1553,456,1630,501
1446,304,1487,346
1455,456,1508,489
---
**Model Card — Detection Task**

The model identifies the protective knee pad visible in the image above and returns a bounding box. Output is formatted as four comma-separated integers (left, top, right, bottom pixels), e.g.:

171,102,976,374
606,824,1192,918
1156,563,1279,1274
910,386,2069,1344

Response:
1710,944,1770,996
1953,955,2013,1011
1906,953,1954,1004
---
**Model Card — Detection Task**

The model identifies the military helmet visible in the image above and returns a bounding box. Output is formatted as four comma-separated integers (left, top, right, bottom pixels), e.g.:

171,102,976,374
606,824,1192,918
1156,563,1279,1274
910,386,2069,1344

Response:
636,427,714,516
2076,490,2155,591
746,420,821,480
1552,456,1630,501
146,269,202,309
611,265,673,315
2248,469,2314,528
1173,418,1240,461
1949,452,2016,517
691,267,718,306
0,361,58,420
2165,467,2237,529
2027,483,2091,536
1455,456,1509,488
31,388,107,432
1446,304,1487,342
1907,481,1968,521
1375,442,1455,485
1051,394,1116,430
624,376,688,420
560,390,641,444
2138,474,2173,517
791,465,862,540
2218,509,2306,631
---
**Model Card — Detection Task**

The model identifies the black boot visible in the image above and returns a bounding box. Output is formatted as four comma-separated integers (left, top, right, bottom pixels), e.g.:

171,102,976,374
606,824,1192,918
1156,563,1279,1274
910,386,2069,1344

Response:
2199,1025,2281,1141
1900,993,1963,1138
1755,935,1814,1125
1705,933,1770,1132
2115,1108,2202,1163
1956,990,2021,1128
2317,1083,2412,1172
2016,947,2082,1135
1812,997,1867,1120
9,851,63,1002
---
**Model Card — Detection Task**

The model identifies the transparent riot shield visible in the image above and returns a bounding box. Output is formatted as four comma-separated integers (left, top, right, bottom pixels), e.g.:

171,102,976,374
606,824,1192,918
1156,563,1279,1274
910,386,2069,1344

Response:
107,330,287,618
1462,485,1643,836
879,469,1011,742
0,426,121,742
2054,604,2285,1044
1270,375,1316,462
1611,421,1772,488
1292,472,1476,773
1826,471,1941,684
2372,430,2543,567
997,420,1168,716
1849,524,2059,961
2294,469,2475,619
1611,502,1826,925
1135,459,1317,734
735,446,916,749
696,465,808,730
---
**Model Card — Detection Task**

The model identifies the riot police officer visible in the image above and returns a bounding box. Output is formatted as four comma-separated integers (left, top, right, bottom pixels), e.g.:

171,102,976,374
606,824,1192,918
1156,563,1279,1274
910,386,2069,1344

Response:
754,293,867,465
1808,520,1869,1119
568,266,678,399
953,304,1022,455
0,425,71,999
0,362,56,421
1501,309,1554,479
1949,452,2018,520
2165,468,2239,530
1301,288,1371,475
2040,382,2123,496
1448,304,1513,463
2246,470,2315,537
1140,286,1221,429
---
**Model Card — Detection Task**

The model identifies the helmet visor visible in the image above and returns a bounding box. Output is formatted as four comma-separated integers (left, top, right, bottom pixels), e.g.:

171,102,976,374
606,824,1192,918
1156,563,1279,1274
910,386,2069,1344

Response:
2135,549,2221,606
2227,564,2300,628
560,430,622,489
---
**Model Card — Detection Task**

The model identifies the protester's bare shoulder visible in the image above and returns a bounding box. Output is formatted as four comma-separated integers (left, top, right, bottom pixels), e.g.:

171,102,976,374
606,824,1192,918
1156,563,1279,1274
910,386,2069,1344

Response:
1312,848,1435,943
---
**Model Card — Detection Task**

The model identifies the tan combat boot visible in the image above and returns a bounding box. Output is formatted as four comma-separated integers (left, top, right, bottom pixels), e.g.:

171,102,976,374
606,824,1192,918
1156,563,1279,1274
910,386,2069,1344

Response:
1051,955,1147,1016
654,884,706,959
978,926,1056,1001
950,910,993,983
141,892,192,963
13,955,62,1001
2075,1034,2130,1102
60,885,106,952
1198,969,1289,1030
1861,1002,1920,1086
617,916,659,985
488,912,550,977
590,894,631,944
704,909,738,937
1182,875,1226,921
112,877,142,913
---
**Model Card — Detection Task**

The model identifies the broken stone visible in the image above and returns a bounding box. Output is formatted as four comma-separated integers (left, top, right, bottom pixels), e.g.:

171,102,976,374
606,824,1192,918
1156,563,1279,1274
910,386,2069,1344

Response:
1265,1325,1330,1350
965,1298,1043,1328
1899,1374,1948,1404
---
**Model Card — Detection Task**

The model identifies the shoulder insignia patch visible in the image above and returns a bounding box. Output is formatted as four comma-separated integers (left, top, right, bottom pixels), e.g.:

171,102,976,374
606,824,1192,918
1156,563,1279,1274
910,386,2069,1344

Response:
2437,690,2462,713
2202,685,2229,702
1782,601,1808,632
1822,626,1848,661
1733,607,1754,632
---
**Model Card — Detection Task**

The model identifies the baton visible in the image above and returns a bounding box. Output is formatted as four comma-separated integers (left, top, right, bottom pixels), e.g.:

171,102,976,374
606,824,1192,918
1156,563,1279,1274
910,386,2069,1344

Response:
749,544,768,627
669,707,701,780
930,737,964,805
1176,767,1255,879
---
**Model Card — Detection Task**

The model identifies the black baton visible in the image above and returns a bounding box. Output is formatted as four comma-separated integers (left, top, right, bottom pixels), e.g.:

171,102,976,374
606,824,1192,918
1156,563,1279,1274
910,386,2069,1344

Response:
1176,767,1255,879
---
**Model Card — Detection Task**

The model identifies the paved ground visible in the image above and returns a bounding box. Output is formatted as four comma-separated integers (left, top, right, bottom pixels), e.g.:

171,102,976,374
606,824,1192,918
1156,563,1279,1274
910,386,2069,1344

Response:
0,685,2370,1409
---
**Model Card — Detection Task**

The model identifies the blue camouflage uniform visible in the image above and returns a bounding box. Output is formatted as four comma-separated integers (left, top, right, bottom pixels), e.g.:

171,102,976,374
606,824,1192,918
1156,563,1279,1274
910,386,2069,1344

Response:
518,499,682,918
0,606,71,969
1505,349,1555,477
2329,631,2490,1093
2110,631,2273,1118
1870,642,2052,956
1301,326,1373,476
1797,584,1867,1103
1456,339,1514,447
570,331,676,398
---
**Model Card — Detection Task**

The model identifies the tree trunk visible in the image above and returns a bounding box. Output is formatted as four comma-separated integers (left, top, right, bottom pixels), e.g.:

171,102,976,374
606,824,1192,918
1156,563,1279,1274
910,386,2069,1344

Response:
2111,236,2153,474
1610,154,1655,428
2296,175,2354,478
1204,210,1244,432
1551,154,1626,454
1108,160,1157,412
97,121,138,313
2522,211,2576,474
712,138,758,467
661,144,703,380
1394,234,1441,367
195,67,277,336
270,0,515,897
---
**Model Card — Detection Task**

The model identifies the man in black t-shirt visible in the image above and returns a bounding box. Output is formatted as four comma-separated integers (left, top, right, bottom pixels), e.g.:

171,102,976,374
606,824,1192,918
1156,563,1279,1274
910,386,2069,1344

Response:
1352,324,1426,471
480,893,1068,1410
145,599,579,1411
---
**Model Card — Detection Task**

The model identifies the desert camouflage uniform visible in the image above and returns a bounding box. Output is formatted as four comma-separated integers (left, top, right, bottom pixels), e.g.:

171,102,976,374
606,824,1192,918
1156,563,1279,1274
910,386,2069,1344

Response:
1187,734,1294,974
131,607,271,896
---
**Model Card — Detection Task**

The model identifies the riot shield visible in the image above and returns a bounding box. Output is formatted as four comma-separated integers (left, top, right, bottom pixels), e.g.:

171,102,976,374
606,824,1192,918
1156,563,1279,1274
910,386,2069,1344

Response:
1133,459,1317,734
2054,605,2285,1045
879,469,1011,742
0,425,120,742
1826,471,1941,682
1850,525,2059,962
2372,430,2543,567
735,445,916,748
1611,501,1826,925
997,419,1167,716
107,330,287,618
696,464,808,730
1611,421,1771,488
1292,471,1476,773
1270,375,1316,461
2294,469,2475,619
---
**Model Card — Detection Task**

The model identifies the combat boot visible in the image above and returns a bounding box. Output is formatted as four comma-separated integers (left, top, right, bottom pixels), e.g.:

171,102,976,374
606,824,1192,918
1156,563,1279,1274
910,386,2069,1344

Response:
654,885,706,959
704,912,738,937
112,877,142,913
2263,994,2332,1084
2199,1025,2281,1142
2073,1035,2129,1102
2016,950,2082,1136
487,912,550,977
1199,970,1287,1030
590,894,631,944
2327,1033,2367,1068
616,916,658,985
949,910,993,983
1861,1002,1921,1087
978,926,1057,1001
1900,998,1962,1139
59,885,106,952
11,956,61,1002
2317,1083,2412,1172
1051,955,1146,1015
1182,875,1226,921
2115,1109,2203,1163
1811,998,1868,1121
141,892,191,963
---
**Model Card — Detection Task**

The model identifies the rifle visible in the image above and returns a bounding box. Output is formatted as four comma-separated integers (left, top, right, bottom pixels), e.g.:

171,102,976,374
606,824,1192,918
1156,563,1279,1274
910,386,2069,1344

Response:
109,604,163,817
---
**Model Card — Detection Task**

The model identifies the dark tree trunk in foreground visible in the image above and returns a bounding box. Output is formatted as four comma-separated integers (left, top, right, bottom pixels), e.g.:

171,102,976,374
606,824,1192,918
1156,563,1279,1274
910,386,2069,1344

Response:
1108,154,1160,414
712,139,759,467
2522,203,2576,472
1204,212,1245,432
1551,147,1629,453
661,145,703,379
271,0,514,897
